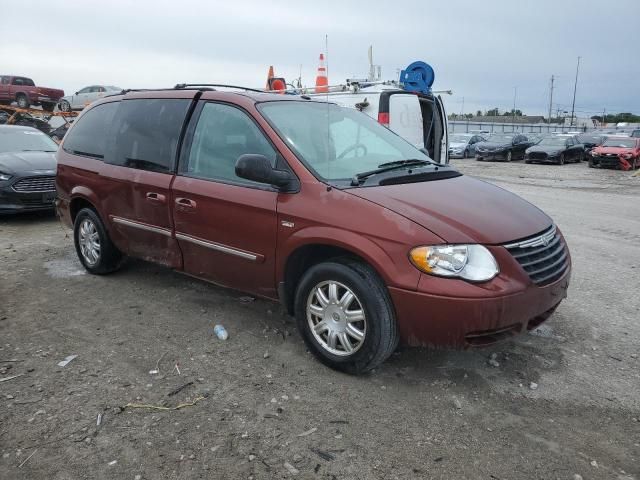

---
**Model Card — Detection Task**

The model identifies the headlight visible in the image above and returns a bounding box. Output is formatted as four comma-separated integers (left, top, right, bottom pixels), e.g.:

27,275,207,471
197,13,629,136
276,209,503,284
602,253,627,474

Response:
0,173,12,181
409,245,499,282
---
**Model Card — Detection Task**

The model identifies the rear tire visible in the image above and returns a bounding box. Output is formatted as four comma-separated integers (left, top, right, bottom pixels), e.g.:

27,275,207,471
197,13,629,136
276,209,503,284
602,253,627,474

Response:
559,154,565,165
41,102,56,112
16,94,29,109
505,150,512,162
463,149,469,159
59,100,71,112
73,208,123,275
294,259,398,374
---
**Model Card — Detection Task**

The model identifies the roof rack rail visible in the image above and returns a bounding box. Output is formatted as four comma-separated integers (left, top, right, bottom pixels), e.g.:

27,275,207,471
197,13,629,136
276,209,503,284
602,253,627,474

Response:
174,83,264,93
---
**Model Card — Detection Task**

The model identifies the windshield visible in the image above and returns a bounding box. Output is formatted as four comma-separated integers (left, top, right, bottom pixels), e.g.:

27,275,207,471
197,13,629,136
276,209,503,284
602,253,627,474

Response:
450,134,471,143
602,138,636,148
578,135,601,144
486,134,513,143
538,137,568,146
0,128,58,153
258,101,432,182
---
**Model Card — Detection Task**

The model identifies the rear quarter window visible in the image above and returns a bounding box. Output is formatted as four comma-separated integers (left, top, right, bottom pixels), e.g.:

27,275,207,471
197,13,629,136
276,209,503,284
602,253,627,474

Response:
63,102,120,159
107,98,190,173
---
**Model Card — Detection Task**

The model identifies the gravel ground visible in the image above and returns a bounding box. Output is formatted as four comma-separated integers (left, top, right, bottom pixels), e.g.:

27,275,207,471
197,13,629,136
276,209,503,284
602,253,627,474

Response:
0,159,639,480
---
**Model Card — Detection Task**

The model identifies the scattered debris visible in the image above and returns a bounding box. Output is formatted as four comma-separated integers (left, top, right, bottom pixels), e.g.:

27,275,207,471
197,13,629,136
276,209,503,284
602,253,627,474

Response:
328,420,348,424
239,296,255,303
311,448,335,461
488,358,500,368
167,382,194,397
96,413,102,426
0,359,22,363
124,395,205,411
631,353,637,359
249,454,256,461
284,462,299,475
453,397,462,409
18,449,37,468
213,325,228,340
57,355,77,367
263,352,270,359
590,460,598,468
608,355,622,362
573,475,583,480
434,457,444,462
148,369,159,375
297,427,317,437
108,460,117,466
529,382,539,390
0,374,24,383
173,362,181,376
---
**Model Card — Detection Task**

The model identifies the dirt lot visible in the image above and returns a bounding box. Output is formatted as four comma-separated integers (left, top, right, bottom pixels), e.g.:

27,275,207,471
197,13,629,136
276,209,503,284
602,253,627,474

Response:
1,160,639,480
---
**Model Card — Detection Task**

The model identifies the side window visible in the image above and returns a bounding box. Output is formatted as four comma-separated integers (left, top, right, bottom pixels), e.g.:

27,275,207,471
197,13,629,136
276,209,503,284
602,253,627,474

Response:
63,102,120,159
12,77,24,86
107,98,190,173
183,102,277,185
78,87,92,94
1,76,9,85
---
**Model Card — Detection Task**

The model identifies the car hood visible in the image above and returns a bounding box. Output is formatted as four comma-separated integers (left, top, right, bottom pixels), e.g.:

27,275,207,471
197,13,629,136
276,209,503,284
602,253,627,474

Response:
0,151,57,175
594,147,634,155
476,142,511,150
348,175,552,244
449,142,468,149
527,145,563,154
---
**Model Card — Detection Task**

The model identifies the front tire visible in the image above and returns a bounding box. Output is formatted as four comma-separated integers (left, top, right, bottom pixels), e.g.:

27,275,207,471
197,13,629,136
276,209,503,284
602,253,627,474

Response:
505,150,512,162
294,260,398,374
41,102,56,112
558,154,565,165
59,100,71,112
73,208,123,274
16,95,29,109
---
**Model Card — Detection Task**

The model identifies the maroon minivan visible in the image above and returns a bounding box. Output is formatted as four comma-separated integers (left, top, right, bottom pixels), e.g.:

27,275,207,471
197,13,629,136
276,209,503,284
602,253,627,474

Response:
56,87,571,373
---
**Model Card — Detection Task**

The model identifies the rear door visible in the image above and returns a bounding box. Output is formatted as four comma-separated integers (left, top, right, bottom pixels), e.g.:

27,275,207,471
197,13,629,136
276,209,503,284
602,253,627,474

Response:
0,76,10,102
172,101,280,298
435,95,449,164
388,94,424,149
99,95,194,267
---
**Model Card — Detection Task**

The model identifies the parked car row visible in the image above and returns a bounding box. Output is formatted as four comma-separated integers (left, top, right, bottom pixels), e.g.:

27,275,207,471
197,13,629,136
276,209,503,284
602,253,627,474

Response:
458,130,638,170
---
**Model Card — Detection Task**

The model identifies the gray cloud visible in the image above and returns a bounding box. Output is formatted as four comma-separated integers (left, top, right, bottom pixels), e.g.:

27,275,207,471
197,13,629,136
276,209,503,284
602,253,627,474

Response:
3,0,639,116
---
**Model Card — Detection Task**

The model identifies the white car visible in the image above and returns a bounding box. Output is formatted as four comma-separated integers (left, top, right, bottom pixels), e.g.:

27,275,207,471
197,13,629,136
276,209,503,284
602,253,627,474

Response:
58,85,121,112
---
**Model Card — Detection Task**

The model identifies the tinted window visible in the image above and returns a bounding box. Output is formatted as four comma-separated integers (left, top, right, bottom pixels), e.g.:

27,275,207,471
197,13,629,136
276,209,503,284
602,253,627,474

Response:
78,87,92,94
107,99,190,173
1,76,9,85
184,102,276,185
63,102,119,159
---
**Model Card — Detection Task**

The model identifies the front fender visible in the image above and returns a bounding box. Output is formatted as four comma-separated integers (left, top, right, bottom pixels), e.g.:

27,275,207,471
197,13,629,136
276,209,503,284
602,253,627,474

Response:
277,225,421,290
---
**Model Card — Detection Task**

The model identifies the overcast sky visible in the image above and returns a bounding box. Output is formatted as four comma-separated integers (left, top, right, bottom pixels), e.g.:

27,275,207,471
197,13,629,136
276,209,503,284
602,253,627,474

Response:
3,0,639,117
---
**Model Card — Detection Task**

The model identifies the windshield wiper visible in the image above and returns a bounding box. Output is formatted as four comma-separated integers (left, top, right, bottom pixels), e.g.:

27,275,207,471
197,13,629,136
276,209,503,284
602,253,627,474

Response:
351,159,434,186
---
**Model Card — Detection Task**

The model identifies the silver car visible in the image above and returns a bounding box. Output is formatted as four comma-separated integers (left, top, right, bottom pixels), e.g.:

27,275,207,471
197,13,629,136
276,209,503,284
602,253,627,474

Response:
448,133,486,158
58,85,121,112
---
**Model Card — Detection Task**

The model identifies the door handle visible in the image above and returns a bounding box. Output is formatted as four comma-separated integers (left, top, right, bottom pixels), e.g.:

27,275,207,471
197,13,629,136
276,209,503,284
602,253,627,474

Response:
146,192,166,204
175,197,197,209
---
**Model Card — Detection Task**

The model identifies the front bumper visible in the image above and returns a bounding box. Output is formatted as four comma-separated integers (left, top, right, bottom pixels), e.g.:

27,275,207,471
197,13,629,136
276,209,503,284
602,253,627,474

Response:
0,183,56,213
591,155,624,169
476,151,508,161
389,263,571,349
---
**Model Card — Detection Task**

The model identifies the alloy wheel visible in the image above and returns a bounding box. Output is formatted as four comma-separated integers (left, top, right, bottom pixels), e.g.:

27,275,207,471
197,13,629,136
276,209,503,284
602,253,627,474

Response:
78,219,101,266
306,280,367,356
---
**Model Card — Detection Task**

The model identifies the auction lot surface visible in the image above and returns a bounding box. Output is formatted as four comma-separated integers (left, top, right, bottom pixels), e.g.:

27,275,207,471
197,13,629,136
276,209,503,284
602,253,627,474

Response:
1,160,639,480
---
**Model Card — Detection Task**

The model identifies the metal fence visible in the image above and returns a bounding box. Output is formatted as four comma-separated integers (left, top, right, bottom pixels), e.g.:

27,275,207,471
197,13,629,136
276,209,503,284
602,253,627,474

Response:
449,121,589,134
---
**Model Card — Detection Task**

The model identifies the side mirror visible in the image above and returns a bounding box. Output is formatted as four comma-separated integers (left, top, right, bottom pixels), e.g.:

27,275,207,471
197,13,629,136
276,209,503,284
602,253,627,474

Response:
235,154,294,189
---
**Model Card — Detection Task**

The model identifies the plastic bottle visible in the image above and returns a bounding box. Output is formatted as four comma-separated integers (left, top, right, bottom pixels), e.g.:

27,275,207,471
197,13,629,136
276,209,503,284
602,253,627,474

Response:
213,325,228,340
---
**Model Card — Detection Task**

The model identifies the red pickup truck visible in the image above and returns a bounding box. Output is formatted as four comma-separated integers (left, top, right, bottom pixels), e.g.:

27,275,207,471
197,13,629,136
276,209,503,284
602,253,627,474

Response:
0,75,64,111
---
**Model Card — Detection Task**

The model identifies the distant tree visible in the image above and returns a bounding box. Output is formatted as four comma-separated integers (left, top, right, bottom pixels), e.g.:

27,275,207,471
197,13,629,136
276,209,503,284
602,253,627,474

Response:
465,113,474,119
476,110,482,117
486,108,500,116
503,109,524,116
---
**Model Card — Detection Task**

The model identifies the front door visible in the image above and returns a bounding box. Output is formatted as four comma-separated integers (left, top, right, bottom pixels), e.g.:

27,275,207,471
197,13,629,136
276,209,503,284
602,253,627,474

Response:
172,101,280,298
100,96,193,267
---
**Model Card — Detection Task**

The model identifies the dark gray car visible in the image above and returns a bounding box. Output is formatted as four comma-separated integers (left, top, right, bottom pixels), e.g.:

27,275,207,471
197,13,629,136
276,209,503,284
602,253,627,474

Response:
0,125,58,213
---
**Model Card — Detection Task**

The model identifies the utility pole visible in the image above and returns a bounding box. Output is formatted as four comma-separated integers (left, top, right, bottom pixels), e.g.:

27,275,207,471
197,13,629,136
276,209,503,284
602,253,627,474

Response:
513,86,517,123
548,75,554,124
570,56,581,127
460,96,465,119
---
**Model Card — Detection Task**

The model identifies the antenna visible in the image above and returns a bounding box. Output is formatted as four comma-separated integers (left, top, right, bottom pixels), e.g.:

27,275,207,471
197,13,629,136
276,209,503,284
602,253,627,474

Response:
548,75,554,124
570,56,581,127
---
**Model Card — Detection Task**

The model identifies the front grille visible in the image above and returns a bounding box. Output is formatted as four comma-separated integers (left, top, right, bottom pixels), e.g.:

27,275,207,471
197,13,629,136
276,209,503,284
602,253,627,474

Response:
528,152,547,160
504,225,569,286
12,176,56,193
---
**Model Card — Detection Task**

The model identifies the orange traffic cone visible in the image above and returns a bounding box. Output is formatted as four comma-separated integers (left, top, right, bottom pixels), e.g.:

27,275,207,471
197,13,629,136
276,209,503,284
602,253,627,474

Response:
266,65,275,89
315,53,328,93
